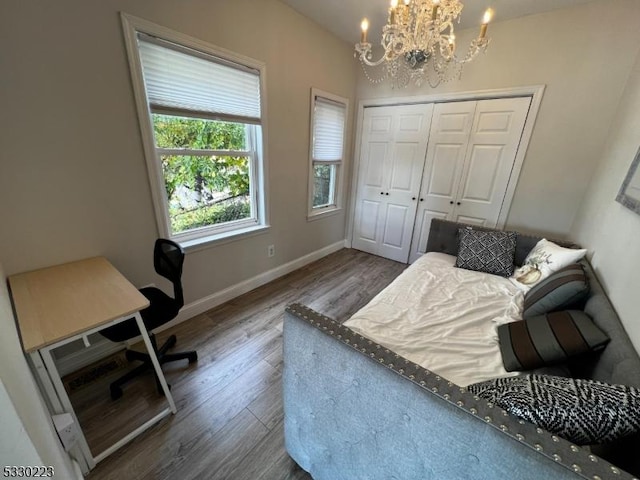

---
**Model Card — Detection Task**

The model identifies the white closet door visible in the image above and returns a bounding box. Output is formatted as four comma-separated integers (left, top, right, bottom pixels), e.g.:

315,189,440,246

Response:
408,101,476,263
352,104,433,263
453,97,531,226
408,96,532,263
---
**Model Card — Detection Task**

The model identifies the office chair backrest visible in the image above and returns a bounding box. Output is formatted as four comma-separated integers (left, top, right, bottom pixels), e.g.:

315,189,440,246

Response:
154,239,185,308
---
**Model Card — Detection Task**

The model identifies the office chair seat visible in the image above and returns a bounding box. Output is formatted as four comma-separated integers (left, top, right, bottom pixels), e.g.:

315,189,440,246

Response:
99,239,197,400
100,287,180,343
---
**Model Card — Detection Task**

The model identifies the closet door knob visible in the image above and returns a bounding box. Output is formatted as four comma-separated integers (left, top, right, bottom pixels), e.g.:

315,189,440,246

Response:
457,202,461,206
380,192,384,195
412,197,416,201
420,198,424,202
385,192,389,196
449,201,454,205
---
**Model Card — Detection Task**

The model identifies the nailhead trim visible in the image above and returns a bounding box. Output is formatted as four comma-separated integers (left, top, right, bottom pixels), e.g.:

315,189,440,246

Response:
285,303,636,479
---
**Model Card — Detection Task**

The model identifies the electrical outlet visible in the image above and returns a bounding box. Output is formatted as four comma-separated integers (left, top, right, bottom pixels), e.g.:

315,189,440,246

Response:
53,413,79,451
267,245,275,257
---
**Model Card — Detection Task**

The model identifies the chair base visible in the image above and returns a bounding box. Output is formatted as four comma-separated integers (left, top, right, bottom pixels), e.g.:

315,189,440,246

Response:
109,333,197,400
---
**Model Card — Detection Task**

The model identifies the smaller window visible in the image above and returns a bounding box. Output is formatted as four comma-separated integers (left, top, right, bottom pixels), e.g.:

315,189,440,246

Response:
308,89,348,218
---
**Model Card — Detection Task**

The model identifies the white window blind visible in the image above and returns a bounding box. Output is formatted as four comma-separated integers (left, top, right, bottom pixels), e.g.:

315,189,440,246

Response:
137,34,261,124
312,97,346,162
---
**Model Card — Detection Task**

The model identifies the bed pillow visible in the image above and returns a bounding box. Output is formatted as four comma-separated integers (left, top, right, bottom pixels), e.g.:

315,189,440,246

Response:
522,263,589,317
515,239,587,286
497,310,609,372
455,228,517,277
467,374,640,445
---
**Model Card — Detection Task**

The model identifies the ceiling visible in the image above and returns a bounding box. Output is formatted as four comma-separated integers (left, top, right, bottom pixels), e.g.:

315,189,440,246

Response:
280,0,597,45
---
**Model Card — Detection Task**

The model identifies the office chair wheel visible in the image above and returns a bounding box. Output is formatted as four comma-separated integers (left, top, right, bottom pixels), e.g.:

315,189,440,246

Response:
110,385,123,400
187,352,198,364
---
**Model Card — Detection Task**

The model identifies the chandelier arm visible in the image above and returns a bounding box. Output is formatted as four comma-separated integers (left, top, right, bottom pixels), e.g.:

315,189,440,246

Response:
455,39,490,65
357,50,391,67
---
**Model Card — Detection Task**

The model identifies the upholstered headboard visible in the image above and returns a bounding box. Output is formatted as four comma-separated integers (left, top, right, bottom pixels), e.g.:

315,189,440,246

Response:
425,218,573,266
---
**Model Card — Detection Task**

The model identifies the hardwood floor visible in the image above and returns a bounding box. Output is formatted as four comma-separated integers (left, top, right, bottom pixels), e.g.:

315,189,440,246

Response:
77,248,406,480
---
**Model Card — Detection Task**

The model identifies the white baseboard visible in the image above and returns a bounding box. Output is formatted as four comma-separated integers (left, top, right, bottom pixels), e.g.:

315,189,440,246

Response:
56,240,346,374
156,239,346,332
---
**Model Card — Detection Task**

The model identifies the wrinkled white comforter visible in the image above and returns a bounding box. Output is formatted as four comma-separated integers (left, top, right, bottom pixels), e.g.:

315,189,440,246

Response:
344,252,523,387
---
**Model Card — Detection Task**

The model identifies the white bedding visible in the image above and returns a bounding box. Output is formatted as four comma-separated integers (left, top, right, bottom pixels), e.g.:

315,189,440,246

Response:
344,252,523,387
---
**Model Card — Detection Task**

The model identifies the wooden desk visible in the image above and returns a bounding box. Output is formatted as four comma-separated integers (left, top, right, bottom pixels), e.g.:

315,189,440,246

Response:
9,257,177,473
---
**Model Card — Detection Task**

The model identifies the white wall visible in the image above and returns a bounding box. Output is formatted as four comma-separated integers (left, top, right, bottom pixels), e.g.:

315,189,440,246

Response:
0,379,43,471
356,0,640,237
0,264,76,477
0,0,357,304
570,47,640,353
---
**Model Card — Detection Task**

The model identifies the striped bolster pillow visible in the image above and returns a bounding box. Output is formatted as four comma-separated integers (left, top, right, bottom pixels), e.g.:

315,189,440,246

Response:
498,311,609,372
523,263,589,318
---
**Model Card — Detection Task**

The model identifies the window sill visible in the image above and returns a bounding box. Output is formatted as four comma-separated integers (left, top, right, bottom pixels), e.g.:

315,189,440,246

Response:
307,207,343,222
179,224,271,253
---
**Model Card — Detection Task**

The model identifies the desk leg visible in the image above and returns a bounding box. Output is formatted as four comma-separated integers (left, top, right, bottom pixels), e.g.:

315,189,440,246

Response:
134,312,177,414
35,350,94,473
29,352,64,413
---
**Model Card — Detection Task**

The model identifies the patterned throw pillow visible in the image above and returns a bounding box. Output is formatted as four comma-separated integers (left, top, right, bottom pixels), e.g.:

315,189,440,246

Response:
467,375,640,445
523,263,590,317
498,310,609,371
516,239,587,286
455,228,517,277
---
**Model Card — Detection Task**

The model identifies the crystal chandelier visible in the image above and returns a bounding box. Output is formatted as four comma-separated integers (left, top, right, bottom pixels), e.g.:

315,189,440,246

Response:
355,0,494,88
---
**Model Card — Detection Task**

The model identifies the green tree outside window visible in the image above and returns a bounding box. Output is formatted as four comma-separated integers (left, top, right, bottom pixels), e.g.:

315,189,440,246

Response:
153,114,252,233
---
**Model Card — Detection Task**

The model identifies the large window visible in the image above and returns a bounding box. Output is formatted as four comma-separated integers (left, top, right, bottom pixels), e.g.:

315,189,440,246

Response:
308,89,348,218
122,15,267,245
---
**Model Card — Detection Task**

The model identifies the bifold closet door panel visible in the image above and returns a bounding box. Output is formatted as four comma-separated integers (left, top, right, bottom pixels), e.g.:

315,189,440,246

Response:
453,96,532,226
408,101,477,263
352,104,434,263
409,96,532,263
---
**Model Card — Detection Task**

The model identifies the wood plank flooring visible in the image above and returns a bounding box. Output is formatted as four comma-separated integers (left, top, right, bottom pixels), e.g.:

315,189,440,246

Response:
78,248,406,480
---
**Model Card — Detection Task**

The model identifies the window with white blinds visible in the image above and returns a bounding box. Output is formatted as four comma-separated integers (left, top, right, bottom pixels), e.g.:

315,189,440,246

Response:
122,15,267,245
308,89,348,216
138,34,261,124
312,97,346,163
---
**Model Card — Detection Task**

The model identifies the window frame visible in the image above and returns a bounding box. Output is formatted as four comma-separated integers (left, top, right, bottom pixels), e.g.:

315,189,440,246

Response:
307,88,349,220
121,13,269,248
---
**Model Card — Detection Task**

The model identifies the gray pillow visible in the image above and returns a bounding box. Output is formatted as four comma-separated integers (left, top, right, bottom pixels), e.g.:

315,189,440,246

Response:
498,310,609,372
467,374,640,445
523,263,589,317
455,228,517,277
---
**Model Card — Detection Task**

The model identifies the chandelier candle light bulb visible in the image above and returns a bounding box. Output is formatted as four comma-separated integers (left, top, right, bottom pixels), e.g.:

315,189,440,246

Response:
431,0,440,21
355,0,494,88
361,18,369,43
480,8,494,39
390,0,398,24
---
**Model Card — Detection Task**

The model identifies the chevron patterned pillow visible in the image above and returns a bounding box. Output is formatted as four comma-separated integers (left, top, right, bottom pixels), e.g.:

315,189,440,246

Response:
468,374,640,445
455,228,517,277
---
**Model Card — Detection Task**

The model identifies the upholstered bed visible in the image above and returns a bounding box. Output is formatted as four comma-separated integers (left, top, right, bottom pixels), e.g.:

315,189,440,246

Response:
283,219,640,479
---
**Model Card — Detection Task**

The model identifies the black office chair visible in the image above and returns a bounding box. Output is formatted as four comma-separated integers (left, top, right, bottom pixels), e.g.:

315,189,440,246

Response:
100,239,197,400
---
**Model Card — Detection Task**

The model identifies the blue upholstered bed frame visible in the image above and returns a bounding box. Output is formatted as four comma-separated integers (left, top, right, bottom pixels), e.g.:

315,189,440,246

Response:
283,219,640,479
